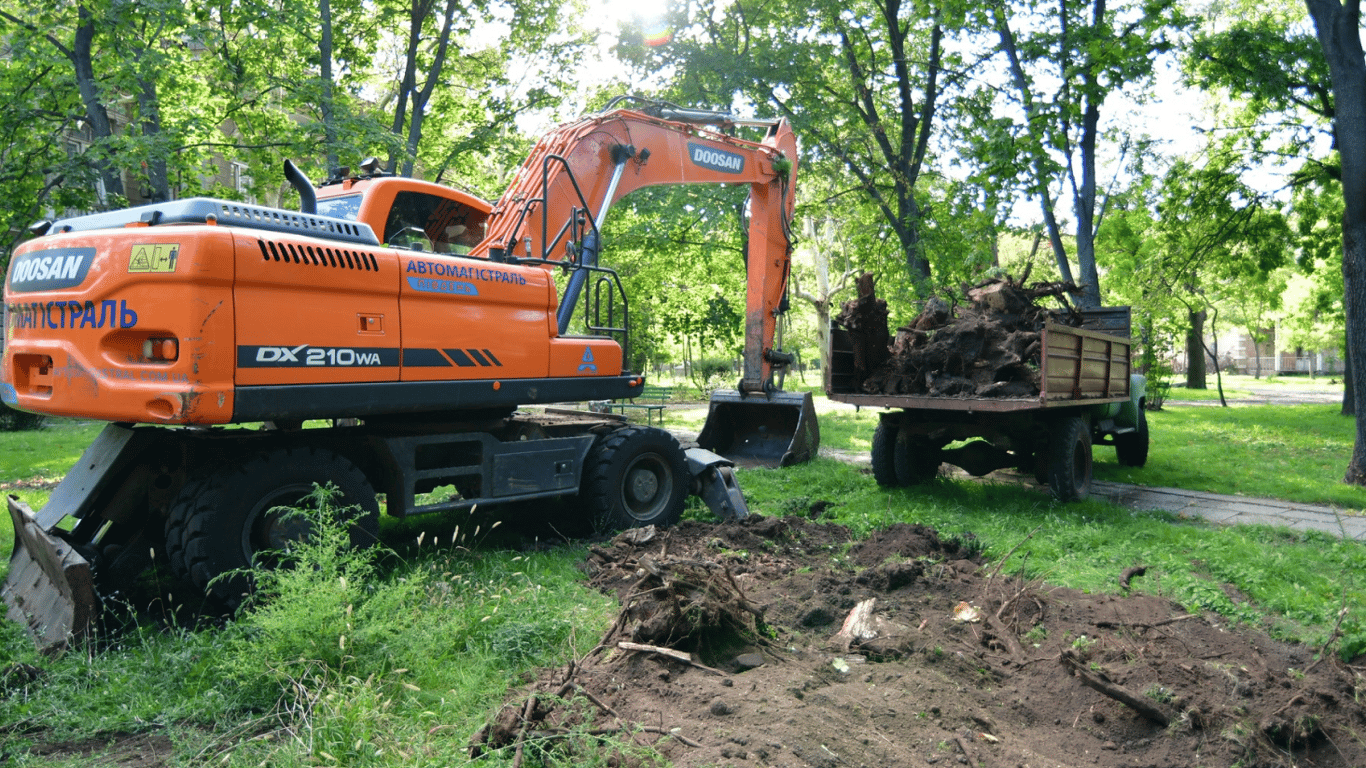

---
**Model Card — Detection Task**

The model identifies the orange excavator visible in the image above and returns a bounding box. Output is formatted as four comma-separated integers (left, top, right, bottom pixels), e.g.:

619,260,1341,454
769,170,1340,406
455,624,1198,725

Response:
1,99,818,651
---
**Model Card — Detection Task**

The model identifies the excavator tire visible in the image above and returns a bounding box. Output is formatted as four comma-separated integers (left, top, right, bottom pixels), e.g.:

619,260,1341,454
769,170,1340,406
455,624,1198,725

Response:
582,426,689,534
164,446,379,610
164,473,211,585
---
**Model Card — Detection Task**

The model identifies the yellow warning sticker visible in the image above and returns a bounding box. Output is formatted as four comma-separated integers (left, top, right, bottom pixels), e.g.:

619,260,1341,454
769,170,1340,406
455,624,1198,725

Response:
129,243,180,273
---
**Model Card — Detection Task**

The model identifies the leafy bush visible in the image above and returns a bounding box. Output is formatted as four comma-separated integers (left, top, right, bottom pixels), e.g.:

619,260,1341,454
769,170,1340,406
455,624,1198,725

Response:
0,400,45,431
689,355,735,393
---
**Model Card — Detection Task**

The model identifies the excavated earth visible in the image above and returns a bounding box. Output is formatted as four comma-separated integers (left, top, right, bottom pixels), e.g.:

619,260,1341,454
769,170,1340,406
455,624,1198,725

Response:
9,515,1366,767
475,516,1366,768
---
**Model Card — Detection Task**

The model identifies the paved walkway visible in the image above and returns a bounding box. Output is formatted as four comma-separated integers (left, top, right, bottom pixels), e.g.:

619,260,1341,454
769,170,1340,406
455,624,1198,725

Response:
1086,480,1366,540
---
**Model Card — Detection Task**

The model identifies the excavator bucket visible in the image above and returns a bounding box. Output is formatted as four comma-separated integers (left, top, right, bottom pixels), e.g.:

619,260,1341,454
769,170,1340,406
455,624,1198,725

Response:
3,495,97,654
695,389,820,468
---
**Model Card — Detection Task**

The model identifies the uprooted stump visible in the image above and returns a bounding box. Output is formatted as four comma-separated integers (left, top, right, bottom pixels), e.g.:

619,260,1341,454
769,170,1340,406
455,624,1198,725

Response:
587,524,770,645
839,272,1084,398
470,526,769,764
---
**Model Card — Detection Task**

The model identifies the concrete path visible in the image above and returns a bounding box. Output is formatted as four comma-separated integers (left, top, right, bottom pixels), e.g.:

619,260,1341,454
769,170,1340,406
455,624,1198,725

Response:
1086,480,1366,540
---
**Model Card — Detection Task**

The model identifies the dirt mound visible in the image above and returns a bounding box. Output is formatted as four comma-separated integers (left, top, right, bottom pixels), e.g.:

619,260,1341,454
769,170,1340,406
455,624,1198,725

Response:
475,516,1366,767
837,271,1081,398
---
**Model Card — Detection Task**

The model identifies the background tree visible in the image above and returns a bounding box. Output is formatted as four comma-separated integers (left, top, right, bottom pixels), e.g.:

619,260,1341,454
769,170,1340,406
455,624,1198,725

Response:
1153,153,1292,395
979,0,1191,308
620,0,975,293
1302,0,1366,483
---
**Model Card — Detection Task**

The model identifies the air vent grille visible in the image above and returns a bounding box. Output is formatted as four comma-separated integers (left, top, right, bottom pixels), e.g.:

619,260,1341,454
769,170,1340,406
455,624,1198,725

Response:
216,203,374,244
257,239,380,271
47,197,380,246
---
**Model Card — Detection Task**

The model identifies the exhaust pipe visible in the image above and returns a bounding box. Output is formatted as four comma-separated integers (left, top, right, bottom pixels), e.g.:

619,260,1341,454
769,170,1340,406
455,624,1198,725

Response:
284,159,317,215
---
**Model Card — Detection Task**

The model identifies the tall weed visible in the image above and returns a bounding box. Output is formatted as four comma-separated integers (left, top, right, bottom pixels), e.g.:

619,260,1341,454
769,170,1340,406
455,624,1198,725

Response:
211,488,615,765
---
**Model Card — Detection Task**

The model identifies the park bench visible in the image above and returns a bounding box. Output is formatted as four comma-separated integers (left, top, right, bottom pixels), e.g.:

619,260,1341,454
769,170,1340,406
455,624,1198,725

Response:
609,385,673,426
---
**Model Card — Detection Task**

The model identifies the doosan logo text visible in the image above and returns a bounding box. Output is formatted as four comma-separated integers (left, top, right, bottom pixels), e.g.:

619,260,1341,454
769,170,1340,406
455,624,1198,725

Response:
8,248,95,292
688,143,745,174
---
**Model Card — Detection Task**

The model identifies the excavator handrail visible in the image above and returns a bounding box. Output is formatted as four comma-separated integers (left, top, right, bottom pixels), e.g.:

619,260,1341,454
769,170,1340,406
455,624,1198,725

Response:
489,152,600,264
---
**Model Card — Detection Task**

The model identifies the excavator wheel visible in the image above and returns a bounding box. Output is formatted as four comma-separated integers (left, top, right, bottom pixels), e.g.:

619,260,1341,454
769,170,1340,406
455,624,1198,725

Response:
164,446,380,610
581,426,689,534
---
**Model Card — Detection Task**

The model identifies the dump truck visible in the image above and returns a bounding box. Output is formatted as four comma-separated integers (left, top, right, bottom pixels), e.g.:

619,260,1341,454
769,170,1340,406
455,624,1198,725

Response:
2,99,819,651
827,306,1147,501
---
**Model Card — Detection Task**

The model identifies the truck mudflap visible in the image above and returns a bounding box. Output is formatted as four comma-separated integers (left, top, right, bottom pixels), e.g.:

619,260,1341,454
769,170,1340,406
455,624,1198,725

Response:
3,495,97,654
696,389,820,468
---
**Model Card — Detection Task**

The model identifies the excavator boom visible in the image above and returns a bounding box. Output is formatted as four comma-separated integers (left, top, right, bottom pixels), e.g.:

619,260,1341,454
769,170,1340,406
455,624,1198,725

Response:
475,101,819,465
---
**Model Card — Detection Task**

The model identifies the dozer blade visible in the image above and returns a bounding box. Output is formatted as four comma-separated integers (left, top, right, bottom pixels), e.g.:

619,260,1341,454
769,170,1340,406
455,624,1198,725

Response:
695,389,820,468
3,495,96,655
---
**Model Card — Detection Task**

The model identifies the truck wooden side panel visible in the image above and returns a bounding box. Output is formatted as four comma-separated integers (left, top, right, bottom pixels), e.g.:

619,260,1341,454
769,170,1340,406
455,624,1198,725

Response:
1041,323,1132,402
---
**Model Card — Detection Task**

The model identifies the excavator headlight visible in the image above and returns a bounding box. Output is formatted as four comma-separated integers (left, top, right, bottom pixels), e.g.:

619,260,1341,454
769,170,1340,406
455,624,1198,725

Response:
141,337,179,363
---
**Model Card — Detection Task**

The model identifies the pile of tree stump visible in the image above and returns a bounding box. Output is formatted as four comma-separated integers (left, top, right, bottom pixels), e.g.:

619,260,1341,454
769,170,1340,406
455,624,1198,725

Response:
835,271,1083,398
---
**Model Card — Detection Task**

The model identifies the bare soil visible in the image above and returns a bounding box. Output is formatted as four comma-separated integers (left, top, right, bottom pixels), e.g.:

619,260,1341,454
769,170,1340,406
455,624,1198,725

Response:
476,516,1366,768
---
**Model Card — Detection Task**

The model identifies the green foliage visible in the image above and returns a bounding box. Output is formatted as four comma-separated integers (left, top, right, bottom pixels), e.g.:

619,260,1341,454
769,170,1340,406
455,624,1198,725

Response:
2,495,614,763
1184,6,1333,179
964,0,1194,306
619,0,980,291
688,355,736,393
0,402,45,432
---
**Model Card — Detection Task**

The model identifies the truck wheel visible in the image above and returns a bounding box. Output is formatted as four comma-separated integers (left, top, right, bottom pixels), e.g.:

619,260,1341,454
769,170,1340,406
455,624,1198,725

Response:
165,446,379,610
871,420,899,487
582,426,689,533
894,426,941,486
1115,408,1150,467
1046,416,1092,502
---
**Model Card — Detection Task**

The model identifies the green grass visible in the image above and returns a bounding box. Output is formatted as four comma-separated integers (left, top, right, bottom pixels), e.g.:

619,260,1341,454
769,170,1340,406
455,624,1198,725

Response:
4,399,1366,764
1,509,617,766
1166,373,1344,402
0,419,104,561
1091,404,1366,510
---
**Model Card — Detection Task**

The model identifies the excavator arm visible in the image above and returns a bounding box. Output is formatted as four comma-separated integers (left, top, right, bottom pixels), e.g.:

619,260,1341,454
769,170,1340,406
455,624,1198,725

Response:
473,100,798,395
472,100,817,465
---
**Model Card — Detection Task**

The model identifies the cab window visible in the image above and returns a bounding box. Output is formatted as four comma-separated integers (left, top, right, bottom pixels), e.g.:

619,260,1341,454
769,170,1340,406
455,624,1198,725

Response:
384,191,487,254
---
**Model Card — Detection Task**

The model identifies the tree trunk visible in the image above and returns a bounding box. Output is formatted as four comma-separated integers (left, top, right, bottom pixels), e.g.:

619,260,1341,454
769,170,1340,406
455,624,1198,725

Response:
72,6,123,203
1344,334,1355,415
1305,0,1366,483
319,0,339,172
1186,308,1207,389
136,79,169,202
1073,13,1104,311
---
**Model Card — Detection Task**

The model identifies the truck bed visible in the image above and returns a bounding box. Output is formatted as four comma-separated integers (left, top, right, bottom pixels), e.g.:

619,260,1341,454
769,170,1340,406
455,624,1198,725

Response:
827,321,1132,411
